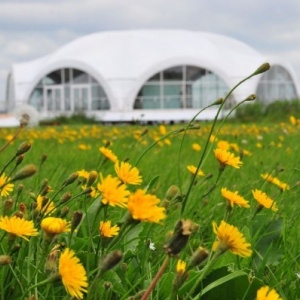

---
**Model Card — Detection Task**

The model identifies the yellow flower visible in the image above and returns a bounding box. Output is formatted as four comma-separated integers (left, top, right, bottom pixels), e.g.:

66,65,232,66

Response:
115,161,142,185
0,216,38,241
41,217,70,235
0,173,14,197
214,148,243,169
192,143,201,151
59,248,88,299
252,189,278,211
212,220,252,257
99,220,120,238
176,259,186,274
261,173,290,191
159,125,167,135
99,146,118,163
187,165,205,176
221,187,250,208
257,286,282,300
289,115,297,125
216,140,230,151
36,195,56,215
127,189,166,223
97,174,129,208
77,169,89,179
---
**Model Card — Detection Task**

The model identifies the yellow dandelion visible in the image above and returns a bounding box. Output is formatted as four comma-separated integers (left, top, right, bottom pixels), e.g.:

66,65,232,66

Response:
0,216,38,241
99,147,118,163
192,143,201,151
159,125,167,135
77,169,89,179
186,165,205,176
176,259,186,274
41,217,70,235
289,115,297,125
214,148,243,169
221,187,250,208
127,189,166,223
252,189,278,211
99,220,120,238
59,248,88,299
257,286,282,300
97,174,129,208
115,161,142,185
36,195,56,215
216,140,230,151
0,173,14,197
261,173,290,191
212,220,252,257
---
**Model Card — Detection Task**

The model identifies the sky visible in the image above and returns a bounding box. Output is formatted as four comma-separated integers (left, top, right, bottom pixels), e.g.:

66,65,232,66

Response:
0,0,300,110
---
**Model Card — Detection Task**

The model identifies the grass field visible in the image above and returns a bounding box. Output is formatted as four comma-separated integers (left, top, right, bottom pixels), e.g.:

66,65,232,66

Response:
0,118,300,299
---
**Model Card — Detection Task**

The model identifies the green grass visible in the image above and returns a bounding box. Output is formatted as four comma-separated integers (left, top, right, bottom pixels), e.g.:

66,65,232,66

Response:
0,119,299,299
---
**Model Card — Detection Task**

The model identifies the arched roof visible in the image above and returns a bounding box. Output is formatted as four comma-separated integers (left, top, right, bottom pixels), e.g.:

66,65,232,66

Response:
11,29,299,107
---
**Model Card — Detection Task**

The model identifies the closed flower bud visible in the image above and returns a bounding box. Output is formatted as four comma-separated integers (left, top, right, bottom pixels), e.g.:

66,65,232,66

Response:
212,98,224,105
29,192,37,200
188,247,209,268
11,164,37,182
86,170,98,187
165,185,180,201
16,155,24,166
60,192,72,203
17,184,24,194
4,198,13,213
244,94,256,102
253,62,270,75
59,207,69,218
71,211,83,232
13,211,23,219
99,250,123,273
16,141,31,156
0,255,12,265
41,153,48,164
19,202,26,214
62,173,78,187
104,281,112,290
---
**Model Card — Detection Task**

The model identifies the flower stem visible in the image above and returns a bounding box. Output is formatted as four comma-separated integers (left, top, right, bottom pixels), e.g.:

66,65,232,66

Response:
141,255,170,300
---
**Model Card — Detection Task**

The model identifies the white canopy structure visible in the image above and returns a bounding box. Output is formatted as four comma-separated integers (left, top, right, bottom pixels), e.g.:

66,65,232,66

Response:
6,29,299,122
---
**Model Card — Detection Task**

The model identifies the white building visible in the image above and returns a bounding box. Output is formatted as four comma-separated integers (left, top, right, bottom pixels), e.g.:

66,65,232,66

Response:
5,29,299,122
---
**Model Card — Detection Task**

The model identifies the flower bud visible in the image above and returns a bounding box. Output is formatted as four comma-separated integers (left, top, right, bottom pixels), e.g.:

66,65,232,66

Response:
165,185,180,201
212,98,224,105
41,153,48,164
59,207,69,218
11,164,37,182
0,255,12,265
99,250,123,273
3,198,13,213
86,170,98,187
253,62,270,75
71,211,83,232
16,155,24,166
19,202,26,214
188,247,209,268
16,141,31,156
62,173,78,187
244,94,256,102
60,192,72,203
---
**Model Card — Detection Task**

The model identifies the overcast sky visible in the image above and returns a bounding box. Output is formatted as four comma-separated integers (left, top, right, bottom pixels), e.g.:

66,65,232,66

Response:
1,0,300,108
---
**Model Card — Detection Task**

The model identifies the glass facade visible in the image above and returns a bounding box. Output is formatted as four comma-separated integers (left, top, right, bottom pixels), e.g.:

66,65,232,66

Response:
256,65,297,104
134,65,231,109
28,68,110,113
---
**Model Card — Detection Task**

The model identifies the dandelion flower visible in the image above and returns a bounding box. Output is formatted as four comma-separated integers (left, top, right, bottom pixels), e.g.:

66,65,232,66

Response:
127,189,166,223
261,173,290,191
214,148,242,169
221,187,250,208
257,286,282,300
97,174,129,208
0,215,38,241
212,220,252,257
192,143,201,151
0,173,14,197
59,248,88,299
252,189,278,211
41,217,70,235
36,195,56,215
115,161,142,185
99,220,120,238
99,147,118,163
216,140,230,151
187,165,205,176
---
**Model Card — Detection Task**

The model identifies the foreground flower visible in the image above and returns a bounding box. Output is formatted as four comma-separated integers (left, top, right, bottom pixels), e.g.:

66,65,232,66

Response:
214,148,243,169
252,189,278,211
99,146,118,163
0,215,38,241
127,189,166,223
0,173,14,197
221,187,250,208
212,220,252,257
187,165,205,176
59,248,88,299
99,220,120,238
261,173,290,191
41,217,70,235
256,286,282,300
115,161,142,185
97,174,129,208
